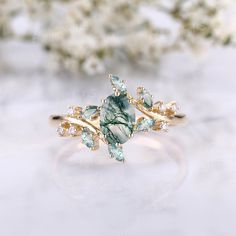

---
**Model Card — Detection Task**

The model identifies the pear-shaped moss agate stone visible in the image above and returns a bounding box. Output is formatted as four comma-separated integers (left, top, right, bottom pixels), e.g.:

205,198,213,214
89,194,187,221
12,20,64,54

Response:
100,94,135,144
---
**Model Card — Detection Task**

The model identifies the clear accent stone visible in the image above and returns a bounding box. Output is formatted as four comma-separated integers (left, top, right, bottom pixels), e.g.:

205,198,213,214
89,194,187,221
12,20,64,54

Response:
110,75,127,94
68,126,77,136
136,118,155,131
68,106,82,116
159,104,166,112
164,102,179,117
57,126,66,136
81,105,99,120
68,107,75,116
108,144,125,162
169,103,178,112
160,122,168,131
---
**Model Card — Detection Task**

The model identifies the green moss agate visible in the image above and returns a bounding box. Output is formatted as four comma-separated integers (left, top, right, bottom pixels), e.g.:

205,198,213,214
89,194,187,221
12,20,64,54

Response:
100,94,135,144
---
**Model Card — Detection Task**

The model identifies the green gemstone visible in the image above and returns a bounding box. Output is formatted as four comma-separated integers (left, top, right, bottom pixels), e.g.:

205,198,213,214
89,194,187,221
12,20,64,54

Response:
138,88,153,108
100,94,135,144
108,144,124,162
136,118,155,131
110,75,127,94
81,105,99,120
81,128,95,148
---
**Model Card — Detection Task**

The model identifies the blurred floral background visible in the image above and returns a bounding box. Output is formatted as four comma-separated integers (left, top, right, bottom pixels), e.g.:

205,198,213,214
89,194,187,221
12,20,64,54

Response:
0,1,236,236
1,0,236,74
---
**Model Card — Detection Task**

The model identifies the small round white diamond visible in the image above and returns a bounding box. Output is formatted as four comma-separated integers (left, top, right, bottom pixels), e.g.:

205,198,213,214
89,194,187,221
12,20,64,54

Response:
160,122,168,131
170,103,178,112
68,107,74,116
159,104,166,112
57,126,66,136
69,126,77,136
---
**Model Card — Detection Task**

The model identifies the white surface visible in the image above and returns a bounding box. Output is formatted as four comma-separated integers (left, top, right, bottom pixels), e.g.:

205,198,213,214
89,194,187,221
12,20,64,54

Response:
0,41,236,236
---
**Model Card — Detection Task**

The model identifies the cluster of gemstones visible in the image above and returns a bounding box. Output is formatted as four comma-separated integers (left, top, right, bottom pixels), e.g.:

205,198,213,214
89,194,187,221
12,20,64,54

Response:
135,88,179,133
56,75,179,162
57,105,100,151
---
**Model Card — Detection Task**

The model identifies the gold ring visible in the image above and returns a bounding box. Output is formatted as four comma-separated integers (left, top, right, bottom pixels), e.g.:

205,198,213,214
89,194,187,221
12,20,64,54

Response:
50,74,186,162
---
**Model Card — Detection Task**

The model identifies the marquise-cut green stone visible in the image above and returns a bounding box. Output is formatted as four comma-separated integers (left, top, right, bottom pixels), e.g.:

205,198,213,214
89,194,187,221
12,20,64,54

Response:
108,144,124,162
81,128,95,148
138,88,153,108
110,75,127,94
136,118,155,131
81,105,99,120
100,94,135,144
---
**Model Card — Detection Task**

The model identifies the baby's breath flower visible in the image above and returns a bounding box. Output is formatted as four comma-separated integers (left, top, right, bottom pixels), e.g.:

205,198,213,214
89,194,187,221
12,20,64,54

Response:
1,0,235,74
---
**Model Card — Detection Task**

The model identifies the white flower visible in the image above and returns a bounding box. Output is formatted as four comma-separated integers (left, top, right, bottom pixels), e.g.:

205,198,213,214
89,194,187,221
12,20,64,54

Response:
82,56,105,75
1,0,235,74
